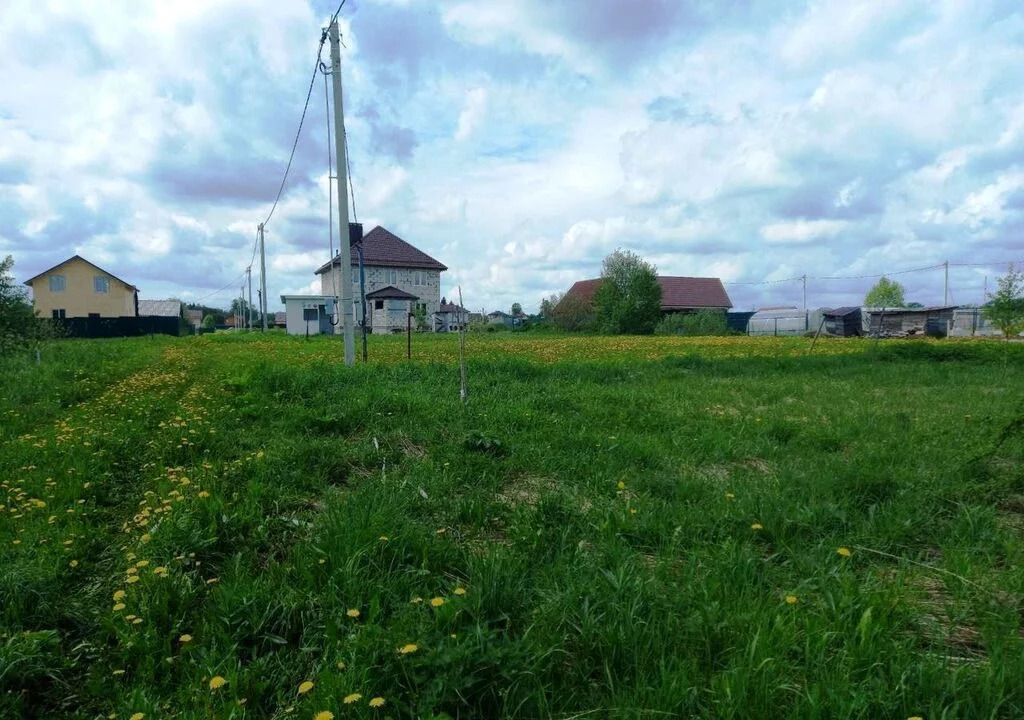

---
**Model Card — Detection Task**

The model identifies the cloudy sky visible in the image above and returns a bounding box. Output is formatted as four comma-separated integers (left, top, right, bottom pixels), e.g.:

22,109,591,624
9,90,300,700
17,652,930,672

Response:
2,0,1022,313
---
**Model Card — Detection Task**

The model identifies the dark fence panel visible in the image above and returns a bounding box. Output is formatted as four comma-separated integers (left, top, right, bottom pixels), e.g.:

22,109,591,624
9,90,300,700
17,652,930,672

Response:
58,316,186,338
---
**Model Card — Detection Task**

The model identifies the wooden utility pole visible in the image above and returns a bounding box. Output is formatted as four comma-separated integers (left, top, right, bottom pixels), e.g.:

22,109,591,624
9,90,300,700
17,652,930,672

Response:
328,20,355,366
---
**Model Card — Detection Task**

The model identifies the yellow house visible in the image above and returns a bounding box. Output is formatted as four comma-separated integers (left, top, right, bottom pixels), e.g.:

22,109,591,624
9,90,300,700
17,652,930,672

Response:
24,255,138,319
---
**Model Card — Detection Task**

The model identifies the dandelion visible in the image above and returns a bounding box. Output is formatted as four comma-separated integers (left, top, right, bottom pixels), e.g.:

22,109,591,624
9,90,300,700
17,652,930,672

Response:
197,491,210,498
725,492,735,500
140,533,152,543
378,535,389,542
398,643,418,654
113,669,126,676
410,597,423,604
297,680,314,694
206,577,219,584
336,661,346,670
751,523,763,530
135,560,150,568
209,675,227,690
907,716,924,720
179,634,193,643
785,595,798,605
837,547,852,557
69,560,79,568
129,714,145,720
346,608,360,618
436,528,446,534
113,590,126,602
126,576,140,584
343,693,362,704
113,603,126,612
430,597,445,607
313,712,334,720
453,587,466,596
616,481,626,491
369,697,386,708
132,618,143,625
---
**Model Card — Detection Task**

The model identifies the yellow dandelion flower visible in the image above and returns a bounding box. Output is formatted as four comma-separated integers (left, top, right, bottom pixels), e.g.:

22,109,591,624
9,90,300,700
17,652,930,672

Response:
209,675,227,690
140,534,151,543
125,567,139,575
336,661,346,670
113,603,126,612
398,643,418,654
725,492,735,500
126,576,140,584
616,481,626,490
113,669,126,676
131,618,143,625
197,491,210,498
69,560,78,568
343,693,362,704
410,597,423,604
129,714,145,720
751,523,763,530
453,587,466,596
313,712,334,720
178,634,193,643
135,560,150,568
113,590,126,601
837,547,852,557
785,595,798,605
297,680,314,694
369,697,385,708
378,535,389,542
430,597,445,607
907,716,924,720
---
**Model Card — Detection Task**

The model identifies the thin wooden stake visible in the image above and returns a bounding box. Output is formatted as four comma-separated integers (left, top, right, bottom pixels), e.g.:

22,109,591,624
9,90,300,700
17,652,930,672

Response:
457,285,468,405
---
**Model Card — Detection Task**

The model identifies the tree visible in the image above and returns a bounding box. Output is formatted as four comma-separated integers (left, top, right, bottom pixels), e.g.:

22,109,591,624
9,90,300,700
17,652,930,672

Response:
983,264,1024,339
864,276,906,308
413,303,427,331
201,315,216,329
547,292,594,332
0,255,53,355
511,302,522,316
593,249,662,334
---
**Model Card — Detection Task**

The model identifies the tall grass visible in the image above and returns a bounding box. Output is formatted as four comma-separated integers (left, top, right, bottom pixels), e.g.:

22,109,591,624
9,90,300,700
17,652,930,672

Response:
1,334,1022,718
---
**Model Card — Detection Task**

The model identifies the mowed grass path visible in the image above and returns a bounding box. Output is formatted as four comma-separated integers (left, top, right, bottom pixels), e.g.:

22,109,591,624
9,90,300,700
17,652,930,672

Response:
1,333,1023,719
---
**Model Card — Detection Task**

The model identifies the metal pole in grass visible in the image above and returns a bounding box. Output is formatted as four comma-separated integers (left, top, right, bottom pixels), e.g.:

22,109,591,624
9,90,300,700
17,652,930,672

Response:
407,309,412,360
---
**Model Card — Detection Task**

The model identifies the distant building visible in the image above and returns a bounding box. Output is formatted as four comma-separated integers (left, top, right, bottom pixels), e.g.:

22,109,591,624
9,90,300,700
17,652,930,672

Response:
564,276,732,313
314,226,447,333
138,299,184,319
865,306,958,337
23,255,138,319
747,307,808,336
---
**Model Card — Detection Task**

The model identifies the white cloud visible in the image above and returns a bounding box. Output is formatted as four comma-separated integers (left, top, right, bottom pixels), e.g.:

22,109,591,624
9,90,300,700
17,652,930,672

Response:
760,220,849,245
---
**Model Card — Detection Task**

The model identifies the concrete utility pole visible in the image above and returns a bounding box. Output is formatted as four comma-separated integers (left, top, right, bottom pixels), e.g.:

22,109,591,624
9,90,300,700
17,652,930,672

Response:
801,274,807,330
246,266,253,330
259,223,268,331
328,20,355,366
943,260,949,305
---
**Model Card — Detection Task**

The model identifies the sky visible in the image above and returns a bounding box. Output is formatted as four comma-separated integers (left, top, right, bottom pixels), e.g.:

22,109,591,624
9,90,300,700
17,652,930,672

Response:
1,0,1022,313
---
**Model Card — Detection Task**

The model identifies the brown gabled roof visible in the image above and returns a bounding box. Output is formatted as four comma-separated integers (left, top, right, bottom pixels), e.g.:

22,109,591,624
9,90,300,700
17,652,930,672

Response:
23,254,139,291
566,276,732,310
315,226,447,274
365,285,419,300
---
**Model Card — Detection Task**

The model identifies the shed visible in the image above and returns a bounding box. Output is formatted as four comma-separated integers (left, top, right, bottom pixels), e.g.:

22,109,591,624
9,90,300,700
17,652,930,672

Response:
822,307,862,337
950,307,1003,337
137,299,183,318
279,295,337,336
365,286,418,334
747,307,808,336
865,306,957,337
726,311,755,334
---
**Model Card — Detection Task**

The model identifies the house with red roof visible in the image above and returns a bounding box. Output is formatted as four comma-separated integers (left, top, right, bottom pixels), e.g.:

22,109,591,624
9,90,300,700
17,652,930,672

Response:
563,276,733,314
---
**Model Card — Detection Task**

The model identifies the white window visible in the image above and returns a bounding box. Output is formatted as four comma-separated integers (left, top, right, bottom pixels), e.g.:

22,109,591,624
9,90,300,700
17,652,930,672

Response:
384,269,397,285
94,276,109,293
413,271,426,286
49,274,66,292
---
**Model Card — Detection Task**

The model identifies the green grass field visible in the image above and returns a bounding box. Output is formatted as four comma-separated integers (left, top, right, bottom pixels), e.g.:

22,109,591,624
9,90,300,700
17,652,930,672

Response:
2,333,1023,719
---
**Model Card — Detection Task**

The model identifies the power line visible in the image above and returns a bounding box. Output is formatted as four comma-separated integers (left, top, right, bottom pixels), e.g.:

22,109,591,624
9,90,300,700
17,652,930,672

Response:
191,272,247,304
260,29,331,228
724,259,1024,288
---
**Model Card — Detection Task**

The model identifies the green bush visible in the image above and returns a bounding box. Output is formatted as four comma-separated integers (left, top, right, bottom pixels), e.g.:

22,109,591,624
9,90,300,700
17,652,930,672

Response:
655,309,728,336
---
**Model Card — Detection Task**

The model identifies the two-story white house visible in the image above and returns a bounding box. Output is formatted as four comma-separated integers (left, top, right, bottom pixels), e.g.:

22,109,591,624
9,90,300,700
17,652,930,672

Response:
281,226,447,336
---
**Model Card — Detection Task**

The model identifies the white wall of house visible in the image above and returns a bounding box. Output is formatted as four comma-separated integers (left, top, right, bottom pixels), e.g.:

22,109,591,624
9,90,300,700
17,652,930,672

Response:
281,295,335,336
320,265,441,322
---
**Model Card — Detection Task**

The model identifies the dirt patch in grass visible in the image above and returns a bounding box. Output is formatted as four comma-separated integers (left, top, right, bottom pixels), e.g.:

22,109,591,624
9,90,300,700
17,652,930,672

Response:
497,474,558,508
